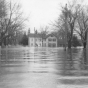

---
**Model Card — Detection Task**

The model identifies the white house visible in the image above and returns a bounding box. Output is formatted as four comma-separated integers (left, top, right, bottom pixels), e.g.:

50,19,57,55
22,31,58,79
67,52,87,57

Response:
28,31,57,47
28,33,43,47
46,34,57,47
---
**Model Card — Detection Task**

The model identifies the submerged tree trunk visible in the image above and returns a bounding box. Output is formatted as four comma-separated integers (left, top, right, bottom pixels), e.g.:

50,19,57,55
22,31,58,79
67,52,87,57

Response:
83,42,86,49
83,32,87,49
67,22,74,49
68,40,72,49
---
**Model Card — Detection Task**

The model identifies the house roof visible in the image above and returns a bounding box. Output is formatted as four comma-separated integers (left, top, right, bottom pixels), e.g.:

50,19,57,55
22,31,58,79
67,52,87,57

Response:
46,33,57,38
28,33,46,39
28,33,57,39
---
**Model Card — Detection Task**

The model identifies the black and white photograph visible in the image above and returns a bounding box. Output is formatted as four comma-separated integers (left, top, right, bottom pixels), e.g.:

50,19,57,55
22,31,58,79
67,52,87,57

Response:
0,0,88,88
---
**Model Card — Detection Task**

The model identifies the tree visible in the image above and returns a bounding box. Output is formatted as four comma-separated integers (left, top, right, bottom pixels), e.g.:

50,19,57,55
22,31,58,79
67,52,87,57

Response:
62,2,79,49
20,33,28,46
0,1,26,46
0,0,7,45
0,0,6,18
39,26,49,47
53,0,80,49
72,35,81,47
75,5,88,48
40,26,49,35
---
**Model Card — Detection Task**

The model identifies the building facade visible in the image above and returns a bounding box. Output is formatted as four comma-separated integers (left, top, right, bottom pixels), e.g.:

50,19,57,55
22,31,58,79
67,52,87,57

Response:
46,34,57,47
28,32,57,47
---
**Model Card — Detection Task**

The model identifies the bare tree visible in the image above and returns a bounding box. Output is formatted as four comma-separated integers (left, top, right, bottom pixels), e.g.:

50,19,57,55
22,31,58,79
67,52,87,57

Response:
0,0,7,44
40,26,49,35
53,0,80,49
0,1,27,46
63,2,80,49
0,0,6,18
75,5,88,48
39,26,49,47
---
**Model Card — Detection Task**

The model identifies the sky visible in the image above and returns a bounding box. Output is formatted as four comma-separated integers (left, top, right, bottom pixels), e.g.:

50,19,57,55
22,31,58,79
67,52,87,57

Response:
12,0,86,33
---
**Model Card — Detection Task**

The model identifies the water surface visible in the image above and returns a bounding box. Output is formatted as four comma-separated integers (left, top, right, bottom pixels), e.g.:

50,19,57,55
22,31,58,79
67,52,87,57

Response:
0,47,88,88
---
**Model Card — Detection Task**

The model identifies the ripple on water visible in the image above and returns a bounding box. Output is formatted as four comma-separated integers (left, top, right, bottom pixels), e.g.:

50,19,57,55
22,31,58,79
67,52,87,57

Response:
0,47,88,88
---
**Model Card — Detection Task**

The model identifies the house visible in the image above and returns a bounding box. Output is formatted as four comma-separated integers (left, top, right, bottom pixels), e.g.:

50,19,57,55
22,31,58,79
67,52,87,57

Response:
28,33,43,47
28,30,57,47
46,33,57,47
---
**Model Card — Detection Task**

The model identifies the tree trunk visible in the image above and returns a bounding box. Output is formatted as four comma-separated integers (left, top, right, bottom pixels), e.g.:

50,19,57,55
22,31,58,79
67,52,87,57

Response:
83,32,87,49
83,42,86,49
68,40,72,49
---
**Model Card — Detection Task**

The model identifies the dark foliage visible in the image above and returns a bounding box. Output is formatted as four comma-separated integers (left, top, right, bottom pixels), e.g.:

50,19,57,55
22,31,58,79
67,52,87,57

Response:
72,35,82,47
20,34,28,46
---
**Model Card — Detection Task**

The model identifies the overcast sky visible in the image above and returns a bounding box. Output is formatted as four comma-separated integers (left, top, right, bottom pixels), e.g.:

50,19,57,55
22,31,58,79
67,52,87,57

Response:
12,0,86,32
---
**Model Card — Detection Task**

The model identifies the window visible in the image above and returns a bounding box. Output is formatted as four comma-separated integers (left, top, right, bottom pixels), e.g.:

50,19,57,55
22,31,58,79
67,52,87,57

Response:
48,39,52,41
59,37,62,39
43,43,46,47
53,44,56,47
53,39,56,41
48,43,52,47
31,43,33,46
43,39,46,41
31,38,33,41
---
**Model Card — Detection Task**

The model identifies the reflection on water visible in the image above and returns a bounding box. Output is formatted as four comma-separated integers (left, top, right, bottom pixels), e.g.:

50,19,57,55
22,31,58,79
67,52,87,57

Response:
0,47,88,88
58,48,88,76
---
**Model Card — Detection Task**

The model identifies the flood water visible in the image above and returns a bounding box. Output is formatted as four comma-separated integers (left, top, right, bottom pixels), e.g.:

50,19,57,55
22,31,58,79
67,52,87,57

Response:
0,47,88,88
